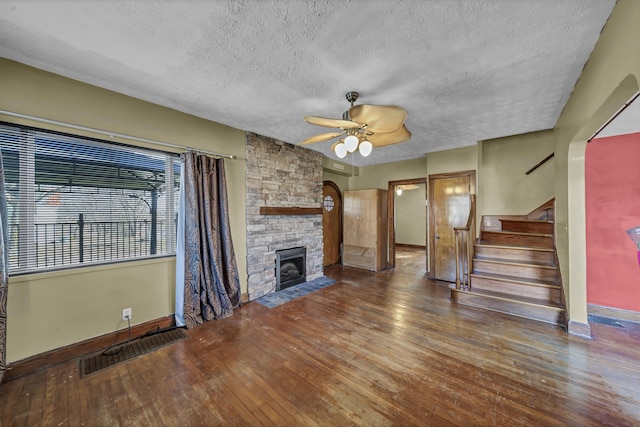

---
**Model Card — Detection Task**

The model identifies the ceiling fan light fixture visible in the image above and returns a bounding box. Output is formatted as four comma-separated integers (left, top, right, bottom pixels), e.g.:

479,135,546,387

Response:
303,91,410,160
344,134,359,152
334,142,348,158
358,140,373,157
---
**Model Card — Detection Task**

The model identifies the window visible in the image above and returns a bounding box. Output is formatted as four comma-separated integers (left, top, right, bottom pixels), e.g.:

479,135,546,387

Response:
0,122,181,275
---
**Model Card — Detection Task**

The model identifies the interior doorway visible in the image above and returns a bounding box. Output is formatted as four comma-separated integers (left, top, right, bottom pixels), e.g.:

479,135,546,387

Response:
322,181,342,266
387,177,427,270
428,170,476,282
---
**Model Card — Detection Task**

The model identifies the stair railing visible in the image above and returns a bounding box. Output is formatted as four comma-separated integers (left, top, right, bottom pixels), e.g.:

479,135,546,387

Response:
525,153,554,175
454,194,476,290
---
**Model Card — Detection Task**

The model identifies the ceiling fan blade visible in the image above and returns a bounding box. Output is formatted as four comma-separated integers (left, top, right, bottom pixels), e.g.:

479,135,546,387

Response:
366,125,412,146
298,132,344,145
348,104,408,134
304,116,360,129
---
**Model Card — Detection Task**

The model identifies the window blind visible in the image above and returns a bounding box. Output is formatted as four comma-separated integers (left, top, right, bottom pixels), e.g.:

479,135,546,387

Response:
0,122,181,275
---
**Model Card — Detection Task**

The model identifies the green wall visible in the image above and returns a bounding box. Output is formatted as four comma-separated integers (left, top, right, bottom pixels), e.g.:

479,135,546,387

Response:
350,157,427,190
323,170,350,194
0,59,248,362
322,157,354,196
426,145,477,177
478,130,555,218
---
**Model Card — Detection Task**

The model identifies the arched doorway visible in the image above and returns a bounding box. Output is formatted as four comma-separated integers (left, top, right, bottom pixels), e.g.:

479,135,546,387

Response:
322,181,342,266
565,74,639,337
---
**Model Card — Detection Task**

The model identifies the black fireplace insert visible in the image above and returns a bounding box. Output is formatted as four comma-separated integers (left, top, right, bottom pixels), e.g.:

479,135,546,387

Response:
275,247,306,290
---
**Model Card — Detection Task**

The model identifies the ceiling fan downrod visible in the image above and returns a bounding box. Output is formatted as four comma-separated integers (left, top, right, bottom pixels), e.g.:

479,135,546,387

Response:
343,91,359,121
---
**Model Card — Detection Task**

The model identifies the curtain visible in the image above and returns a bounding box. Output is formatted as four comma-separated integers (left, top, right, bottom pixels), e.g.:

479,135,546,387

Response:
175,152,241,328
0,151,9,383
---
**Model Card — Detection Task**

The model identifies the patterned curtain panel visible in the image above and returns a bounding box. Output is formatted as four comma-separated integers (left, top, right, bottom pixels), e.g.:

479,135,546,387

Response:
0,151,9,383
180,152,241,328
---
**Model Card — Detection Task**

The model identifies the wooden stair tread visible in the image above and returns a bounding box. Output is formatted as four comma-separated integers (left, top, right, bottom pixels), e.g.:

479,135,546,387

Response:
458,288,563,309
470,272,560,288
499,219,553,224
473,256,556,268
482,230,553,238
479,240,553,249
474,243,554,252
451,288,564,325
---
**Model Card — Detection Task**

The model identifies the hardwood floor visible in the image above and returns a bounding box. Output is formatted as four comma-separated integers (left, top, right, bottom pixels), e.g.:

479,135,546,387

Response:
394,244,428,275
1,247,639,426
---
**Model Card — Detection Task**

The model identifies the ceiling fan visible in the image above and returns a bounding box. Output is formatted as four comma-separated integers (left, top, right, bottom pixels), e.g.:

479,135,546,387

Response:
299,91,411,158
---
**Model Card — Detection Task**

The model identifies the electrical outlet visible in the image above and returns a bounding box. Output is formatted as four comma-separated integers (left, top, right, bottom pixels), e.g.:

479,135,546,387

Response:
122,308,132,321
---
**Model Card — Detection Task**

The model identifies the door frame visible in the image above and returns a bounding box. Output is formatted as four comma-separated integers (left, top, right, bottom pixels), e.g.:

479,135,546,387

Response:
428,170,476,281
322,180,343,266
387,177,428,269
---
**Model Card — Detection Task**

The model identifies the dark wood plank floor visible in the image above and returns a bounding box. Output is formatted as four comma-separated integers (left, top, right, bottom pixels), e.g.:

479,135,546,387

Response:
2,247,640,426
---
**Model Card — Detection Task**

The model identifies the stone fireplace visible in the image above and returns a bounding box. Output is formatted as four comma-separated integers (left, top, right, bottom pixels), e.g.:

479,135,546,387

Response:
245,133,324,300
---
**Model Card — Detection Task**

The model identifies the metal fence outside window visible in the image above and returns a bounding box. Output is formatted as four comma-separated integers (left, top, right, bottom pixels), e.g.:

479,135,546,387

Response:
8,215,167,272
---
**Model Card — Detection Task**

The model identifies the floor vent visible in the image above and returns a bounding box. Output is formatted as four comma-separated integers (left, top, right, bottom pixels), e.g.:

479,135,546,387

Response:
80,327,188,377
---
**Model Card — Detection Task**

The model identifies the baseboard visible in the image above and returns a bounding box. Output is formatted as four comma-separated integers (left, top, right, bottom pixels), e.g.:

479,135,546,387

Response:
241,293,249,304
588,304,640,324
568,320,592,339
4,315,175,382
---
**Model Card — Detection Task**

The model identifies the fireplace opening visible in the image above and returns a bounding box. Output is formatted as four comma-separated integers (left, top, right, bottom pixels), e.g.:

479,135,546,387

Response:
275,247,306,291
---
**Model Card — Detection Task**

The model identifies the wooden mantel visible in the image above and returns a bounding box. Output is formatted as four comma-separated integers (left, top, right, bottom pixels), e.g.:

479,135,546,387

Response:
259,207,323,215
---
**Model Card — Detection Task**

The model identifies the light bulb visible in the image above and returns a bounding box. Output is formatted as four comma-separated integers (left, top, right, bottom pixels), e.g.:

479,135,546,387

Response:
396,188,403,196
358,140,373,157
344,135,359,152
334,142,348,158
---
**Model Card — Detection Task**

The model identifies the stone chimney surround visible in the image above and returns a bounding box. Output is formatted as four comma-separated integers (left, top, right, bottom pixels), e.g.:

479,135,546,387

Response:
245,132,324,300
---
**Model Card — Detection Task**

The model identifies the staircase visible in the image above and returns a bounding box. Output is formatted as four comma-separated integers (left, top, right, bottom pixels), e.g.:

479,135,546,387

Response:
451,202,566,326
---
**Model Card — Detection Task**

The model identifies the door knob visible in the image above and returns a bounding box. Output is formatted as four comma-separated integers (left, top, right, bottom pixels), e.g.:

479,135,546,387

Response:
435,235,440,240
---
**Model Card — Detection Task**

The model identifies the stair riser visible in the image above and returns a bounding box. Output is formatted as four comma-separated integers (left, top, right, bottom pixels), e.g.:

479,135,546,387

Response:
451,290,564,325
500,220,554,234
473,260,557,281
470,276,561,303
481,231,554,248
474,246,554,264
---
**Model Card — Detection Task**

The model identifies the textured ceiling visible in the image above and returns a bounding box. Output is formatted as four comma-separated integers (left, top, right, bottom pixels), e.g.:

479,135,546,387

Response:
0,0,616,166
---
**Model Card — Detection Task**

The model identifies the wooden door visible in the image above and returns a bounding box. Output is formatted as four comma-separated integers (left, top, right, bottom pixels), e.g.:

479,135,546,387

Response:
429,171,475,282
322,181,342,266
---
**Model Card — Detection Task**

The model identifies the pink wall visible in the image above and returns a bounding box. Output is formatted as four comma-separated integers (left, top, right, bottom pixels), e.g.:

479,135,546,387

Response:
586,132,640,312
